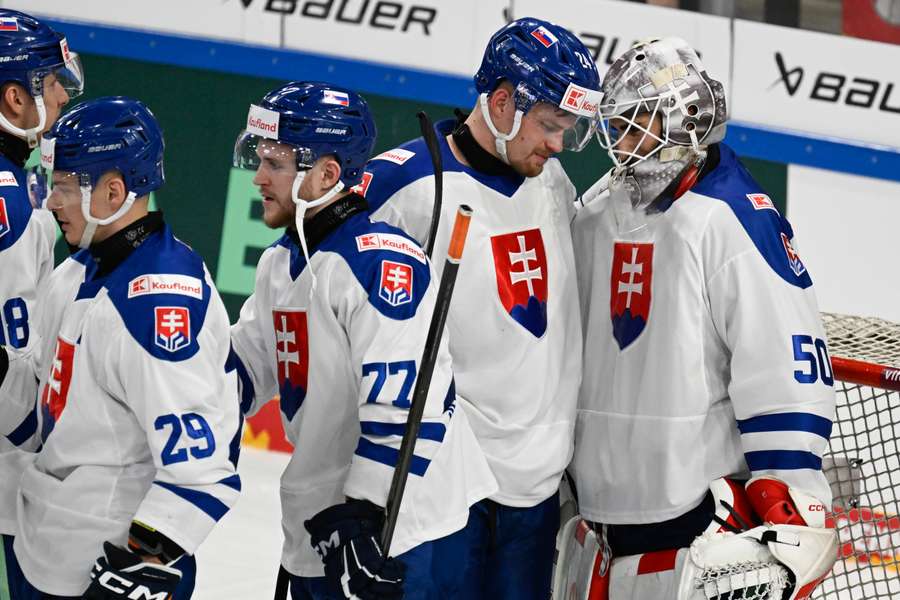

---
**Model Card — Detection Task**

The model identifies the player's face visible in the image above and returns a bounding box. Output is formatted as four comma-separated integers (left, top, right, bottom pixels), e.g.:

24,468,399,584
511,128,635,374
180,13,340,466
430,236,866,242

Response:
506,102,574,177
46,172,90,245
610,111,663,160
253,139,298,229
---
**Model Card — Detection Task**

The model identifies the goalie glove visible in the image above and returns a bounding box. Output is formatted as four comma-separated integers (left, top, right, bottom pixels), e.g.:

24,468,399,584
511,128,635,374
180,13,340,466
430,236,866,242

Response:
744,476,838,600
83,542,182,600
305,500,405,600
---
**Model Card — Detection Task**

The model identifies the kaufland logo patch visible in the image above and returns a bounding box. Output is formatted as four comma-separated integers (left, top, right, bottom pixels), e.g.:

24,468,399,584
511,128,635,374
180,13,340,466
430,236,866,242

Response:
530,26,558,48
560,83,601,117
0,18,19,32
128,274,203,300
0,171,17,187
373,148,415,165
40,137,55,169
355,233,426,264
246,104,280,140
322,89,350,106
747,193,776,211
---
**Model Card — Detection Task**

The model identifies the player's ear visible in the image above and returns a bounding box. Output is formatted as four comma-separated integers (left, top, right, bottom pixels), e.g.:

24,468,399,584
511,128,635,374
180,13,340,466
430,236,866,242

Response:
104,173,128,211
0,83,28,119
322,156,342,189
488,82,514,120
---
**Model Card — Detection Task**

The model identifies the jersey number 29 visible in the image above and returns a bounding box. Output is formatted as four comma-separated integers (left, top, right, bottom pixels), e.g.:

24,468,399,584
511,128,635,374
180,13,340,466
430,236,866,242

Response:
155,412,216,466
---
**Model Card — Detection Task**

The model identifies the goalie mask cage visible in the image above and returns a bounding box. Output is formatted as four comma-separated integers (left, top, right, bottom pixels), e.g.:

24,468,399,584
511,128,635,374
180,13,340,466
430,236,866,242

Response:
816,313,900,599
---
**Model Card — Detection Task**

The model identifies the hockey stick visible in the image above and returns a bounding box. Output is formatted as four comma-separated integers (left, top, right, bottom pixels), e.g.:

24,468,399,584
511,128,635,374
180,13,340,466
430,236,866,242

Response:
273,565,289,600
380,204,474,555
416,111,443,259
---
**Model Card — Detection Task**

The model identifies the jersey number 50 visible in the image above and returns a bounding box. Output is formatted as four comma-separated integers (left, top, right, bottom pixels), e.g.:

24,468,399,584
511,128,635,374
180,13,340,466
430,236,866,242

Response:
792,334,834,386
155,412,216,466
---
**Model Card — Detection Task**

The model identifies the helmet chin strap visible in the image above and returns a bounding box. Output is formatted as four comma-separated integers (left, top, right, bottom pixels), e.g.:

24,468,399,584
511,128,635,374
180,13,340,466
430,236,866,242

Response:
291,170,345,298
0,95,47,149
78,183,138,249
478,93,523,165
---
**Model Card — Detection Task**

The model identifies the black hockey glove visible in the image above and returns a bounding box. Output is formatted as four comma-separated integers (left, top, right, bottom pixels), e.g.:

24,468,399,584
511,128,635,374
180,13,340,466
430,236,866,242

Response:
0,346,8,387
305,500,405,600
82,542,181,599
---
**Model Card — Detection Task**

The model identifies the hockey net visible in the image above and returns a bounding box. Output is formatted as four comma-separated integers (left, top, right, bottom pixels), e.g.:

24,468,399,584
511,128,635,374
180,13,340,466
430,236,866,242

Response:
815,313,900,599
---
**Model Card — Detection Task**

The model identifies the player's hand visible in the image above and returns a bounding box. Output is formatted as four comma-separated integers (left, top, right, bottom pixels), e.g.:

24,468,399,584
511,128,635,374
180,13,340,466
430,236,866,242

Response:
305,500,405,600
745,476,838,600
82,542,181,599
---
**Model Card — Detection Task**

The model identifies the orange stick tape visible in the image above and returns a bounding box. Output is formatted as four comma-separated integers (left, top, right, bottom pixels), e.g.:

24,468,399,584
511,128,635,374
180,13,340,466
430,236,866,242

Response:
447,204,473,262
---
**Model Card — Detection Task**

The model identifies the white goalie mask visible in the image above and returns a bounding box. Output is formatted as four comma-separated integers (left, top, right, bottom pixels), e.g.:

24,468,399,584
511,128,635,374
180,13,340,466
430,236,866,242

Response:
597,37,727,210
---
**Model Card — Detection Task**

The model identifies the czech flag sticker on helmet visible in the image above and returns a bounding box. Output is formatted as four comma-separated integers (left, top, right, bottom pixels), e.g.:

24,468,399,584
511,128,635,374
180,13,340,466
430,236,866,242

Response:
322,89,350,107
531,26,558,48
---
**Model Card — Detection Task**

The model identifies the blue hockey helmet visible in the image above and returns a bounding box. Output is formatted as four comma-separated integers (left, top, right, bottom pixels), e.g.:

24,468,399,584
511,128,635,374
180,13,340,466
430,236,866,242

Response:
233,81,376,190
473,17,602,159
41,96,164,248
0,9,84,146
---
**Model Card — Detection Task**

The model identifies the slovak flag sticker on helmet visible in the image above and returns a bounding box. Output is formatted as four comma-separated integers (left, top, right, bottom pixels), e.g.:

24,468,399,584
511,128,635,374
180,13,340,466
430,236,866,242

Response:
246,104,280,140
154,306,191,353
322,89,350,107
530,26,558,48
0,198,9,240
0,17,18,31
379,260,413,307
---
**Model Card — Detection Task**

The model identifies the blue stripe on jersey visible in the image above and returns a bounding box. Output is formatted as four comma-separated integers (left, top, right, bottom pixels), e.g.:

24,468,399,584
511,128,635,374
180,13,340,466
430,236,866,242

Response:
737,412,832,439
228,346,255,416
5,405,37,446
153,480,231,521
745,450,823,471
691,144,813,289
218,474,242,492
360,421,446,442
354,437,430,477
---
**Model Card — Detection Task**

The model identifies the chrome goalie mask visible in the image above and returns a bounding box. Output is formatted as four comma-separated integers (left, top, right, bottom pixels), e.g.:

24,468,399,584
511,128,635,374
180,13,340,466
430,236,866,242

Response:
598,37,727,210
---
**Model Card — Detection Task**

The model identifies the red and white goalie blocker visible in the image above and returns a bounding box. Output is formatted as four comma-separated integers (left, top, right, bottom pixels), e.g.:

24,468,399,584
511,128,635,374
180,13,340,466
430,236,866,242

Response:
553,478,838,600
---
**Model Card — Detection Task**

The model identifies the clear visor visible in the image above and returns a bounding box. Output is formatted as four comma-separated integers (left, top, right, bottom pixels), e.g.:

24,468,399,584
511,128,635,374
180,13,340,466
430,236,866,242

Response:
529,103,599,153
34,52,85,100
233,131,314,171
596,96,669,168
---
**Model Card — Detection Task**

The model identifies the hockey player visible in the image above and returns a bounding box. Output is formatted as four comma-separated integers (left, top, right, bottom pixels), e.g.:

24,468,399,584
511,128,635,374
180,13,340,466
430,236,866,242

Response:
0,9,83,459
0,97,241,599
565,38,838,599
360,17,601,598
229,81,497,599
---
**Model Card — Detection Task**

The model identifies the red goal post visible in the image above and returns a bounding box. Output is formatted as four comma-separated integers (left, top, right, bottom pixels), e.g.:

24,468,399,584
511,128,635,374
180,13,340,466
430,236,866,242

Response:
816,313,900,599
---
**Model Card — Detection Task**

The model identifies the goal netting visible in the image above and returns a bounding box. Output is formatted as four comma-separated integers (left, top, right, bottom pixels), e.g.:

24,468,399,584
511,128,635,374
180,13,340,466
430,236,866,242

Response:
815,313,900,599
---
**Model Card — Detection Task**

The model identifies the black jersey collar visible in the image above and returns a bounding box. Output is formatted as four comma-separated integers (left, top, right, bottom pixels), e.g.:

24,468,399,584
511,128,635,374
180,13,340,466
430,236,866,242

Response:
450,111,519,177
0,130,32,168
285,193,368,252
89,211,164,277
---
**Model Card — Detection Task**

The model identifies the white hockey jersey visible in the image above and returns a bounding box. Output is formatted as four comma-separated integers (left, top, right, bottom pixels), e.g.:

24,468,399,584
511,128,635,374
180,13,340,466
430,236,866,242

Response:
571,144,835,525
363,120,583,507
230,196,496,577
10,222,242,596
0,154,56,453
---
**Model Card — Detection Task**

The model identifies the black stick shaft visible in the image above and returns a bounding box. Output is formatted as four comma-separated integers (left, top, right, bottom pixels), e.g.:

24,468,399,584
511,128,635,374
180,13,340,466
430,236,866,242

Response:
381,205,473,554
417,111,443,259
273,565,289,600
